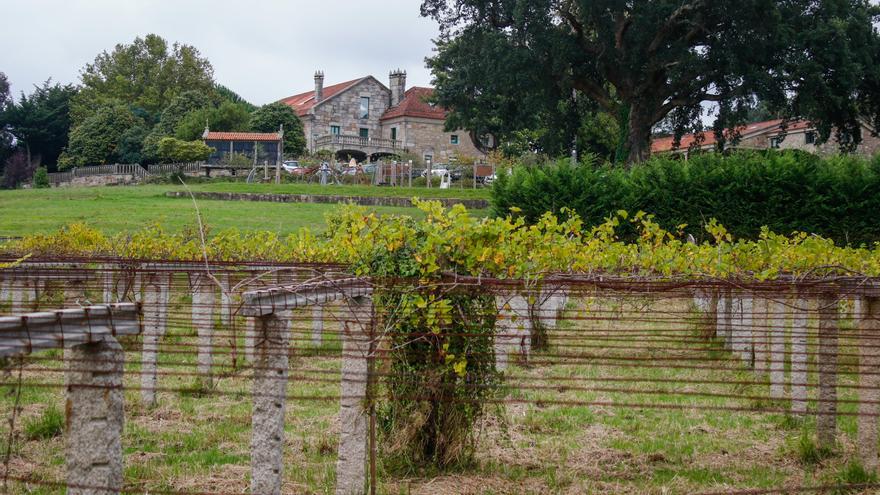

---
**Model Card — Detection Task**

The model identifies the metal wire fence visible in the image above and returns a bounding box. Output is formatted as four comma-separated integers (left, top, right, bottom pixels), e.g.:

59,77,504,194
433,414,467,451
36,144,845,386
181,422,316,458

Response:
1,258,879,494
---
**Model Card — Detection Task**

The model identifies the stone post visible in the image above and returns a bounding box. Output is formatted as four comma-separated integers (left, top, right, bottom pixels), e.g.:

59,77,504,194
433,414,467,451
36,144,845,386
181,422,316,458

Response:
251,311,290,495
790,297,809,416
494,295,531,371
0,273,10,309
858,296,880,472
11,276,26,314
312,305,324,346
818,293,839,450
191,273,216,388
219,272,232,329
245,317,256,363
768,299,787,400
336,297,372,495
718,290,733,349
141,273,169,407
753,297,768,374
66,338,124,495
103,267,114,304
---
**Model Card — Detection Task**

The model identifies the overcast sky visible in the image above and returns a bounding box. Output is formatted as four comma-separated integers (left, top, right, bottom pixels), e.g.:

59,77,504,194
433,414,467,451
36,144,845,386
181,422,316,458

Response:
1,0,439,105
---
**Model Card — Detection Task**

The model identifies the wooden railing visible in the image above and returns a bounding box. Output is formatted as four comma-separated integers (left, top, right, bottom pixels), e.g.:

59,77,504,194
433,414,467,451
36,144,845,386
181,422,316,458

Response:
314,134,405,152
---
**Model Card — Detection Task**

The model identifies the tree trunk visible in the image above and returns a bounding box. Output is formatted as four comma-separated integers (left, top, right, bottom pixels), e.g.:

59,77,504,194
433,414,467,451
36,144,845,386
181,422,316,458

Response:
624,105,654,166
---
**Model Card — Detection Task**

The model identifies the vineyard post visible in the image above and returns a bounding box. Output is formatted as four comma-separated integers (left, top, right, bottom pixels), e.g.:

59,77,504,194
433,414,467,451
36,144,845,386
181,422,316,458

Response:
335,296,371,495
102,267,114,303
753,297,768,374
190,272,216,388
858,296,880,472
0,273,9,307
708,290,719,339
66,338,124,495
251,310,290,494
790,295,809,416
312,305,324,346
768,298,786,400
141,272,169,407
817,292,840,450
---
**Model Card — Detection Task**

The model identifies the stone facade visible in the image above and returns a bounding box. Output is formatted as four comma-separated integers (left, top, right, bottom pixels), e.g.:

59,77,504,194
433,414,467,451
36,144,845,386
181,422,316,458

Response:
381,116,483,164
301,77,391,152
282,71,486,163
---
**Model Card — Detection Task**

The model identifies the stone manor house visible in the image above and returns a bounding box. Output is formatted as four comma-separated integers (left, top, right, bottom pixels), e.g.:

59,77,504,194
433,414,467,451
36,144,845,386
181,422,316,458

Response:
280,70,485,164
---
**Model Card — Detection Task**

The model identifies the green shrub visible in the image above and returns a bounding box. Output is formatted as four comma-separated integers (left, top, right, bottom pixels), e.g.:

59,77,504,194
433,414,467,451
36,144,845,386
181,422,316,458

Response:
32,167,49,188
835,460,878,493
491,150,880,246
157,137,213,163
24,405,64,440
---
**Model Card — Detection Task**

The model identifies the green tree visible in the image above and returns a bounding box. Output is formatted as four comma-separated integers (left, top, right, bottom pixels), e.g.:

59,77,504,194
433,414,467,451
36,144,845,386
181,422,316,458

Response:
3,80,78,170
71,34,214,125
59,104,140,168
421,0,880,165
174,101,251,141
156,137,213,162
0,72,14,175
249,102,306,157
32,166,49,188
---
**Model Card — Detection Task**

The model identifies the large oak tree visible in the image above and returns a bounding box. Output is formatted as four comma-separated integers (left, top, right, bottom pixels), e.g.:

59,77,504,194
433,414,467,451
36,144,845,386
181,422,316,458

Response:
422,0,880,164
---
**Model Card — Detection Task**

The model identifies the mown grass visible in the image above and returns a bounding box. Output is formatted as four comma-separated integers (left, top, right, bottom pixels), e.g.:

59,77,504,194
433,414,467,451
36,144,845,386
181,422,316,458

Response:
0,287,874,494
0,184,489,237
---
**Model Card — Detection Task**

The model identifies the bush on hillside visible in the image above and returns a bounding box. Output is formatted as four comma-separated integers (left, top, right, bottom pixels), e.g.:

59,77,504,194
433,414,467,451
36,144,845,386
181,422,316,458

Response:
490,151,880,246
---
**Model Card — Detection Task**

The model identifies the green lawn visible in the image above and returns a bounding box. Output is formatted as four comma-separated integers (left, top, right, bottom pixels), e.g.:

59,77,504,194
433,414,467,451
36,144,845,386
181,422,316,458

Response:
0,184,489,237
189,181,491,200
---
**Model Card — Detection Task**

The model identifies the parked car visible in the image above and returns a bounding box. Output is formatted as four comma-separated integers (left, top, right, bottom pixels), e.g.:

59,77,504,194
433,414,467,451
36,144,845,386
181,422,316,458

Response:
482,173,497,185
281,161,301,174
422,167,450,178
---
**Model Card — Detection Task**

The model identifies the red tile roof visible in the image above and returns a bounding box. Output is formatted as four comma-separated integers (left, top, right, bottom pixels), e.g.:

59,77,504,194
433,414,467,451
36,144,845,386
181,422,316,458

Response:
381,87,446,121
203,131,281,142
279,77,368,117
651,119,812,153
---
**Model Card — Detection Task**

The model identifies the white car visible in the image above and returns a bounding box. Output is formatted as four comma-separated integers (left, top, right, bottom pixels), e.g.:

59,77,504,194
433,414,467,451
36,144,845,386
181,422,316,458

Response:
422,167,450,178
281,161,301,174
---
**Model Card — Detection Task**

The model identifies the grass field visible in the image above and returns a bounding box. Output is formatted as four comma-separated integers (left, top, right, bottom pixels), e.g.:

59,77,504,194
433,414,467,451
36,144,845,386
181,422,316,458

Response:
0,183,490,237
0,290,871,494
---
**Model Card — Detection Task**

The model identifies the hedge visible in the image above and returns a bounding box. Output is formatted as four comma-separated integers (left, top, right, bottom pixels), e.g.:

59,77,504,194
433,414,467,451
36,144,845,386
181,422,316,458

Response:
490,151,880,246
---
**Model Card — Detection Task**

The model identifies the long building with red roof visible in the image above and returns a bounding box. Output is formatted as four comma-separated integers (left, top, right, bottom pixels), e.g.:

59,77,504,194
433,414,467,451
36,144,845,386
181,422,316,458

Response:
651,118,880,157
279,70,485,164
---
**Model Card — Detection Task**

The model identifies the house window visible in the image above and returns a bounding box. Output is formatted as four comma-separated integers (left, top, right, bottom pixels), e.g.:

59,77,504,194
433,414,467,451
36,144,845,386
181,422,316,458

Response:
450,134,460,145
330,125,340,135
424,154,433,164
359,128,369,139
359,97,370,119
770,137,781,149
390,127,397,141
805,131,816,144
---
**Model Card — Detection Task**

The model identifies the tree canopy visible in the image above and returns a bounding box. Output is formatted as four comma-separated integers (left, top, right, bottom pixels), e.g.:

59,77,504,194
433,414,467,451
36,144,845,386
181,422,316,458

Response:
421,0,880,164
71,34,215,125
249,102,306,157
2,80,77,170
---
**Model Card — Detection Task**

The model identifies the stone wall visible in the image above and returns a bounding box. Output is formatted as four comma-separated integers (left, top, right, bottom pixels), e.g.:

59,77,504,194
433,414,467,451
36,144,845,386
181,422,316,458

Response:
58,174,141,188
165,190,489,209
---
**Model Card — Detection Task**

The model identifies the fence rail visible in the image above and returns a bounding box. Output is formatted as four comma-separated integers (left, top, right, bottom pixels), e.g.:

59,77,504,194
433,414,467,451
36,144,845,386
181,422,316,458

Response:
146,162,203,175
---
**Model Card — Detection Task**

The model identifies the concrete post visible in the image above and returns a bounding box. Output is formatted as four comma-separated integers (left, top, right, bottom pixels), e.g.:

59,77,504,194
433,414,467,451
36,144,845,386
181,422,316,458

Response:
336,297,372,495
141,273,169,407
718,291,733,349
768,299,786,400
818,293,839,450
494,295,531,371
753,297,768,374
65,338,124,495
245,317,256,363
103,268,114,304
219,272,232,329
191,273,216,388
858,296,880,472
0,273,10,309
251,311,290,495
9,276,25,314
790,297,809,416
312,305,324,346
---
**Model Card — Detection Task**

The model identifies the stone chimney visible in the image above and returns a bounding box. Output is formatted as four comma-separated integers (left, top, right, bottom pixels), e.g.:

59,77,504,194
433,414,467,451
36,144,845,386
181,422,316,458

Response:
389,69,406,106
314,71,324,103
